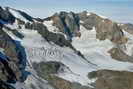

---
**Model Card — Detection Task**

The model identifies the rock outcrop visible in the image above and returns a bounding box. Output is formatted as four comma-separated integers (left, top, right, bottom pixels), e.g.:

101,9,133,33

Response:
78,11,103,30
0,26,27,88
89,70,133,89
78,11,127,44
108,47,133,62
0,7,15,24
33,61,92,89
96,19,127,44
120,23,133,35
25,22,73,47
45,11,81,40
78,11,132,63
0,80,15,89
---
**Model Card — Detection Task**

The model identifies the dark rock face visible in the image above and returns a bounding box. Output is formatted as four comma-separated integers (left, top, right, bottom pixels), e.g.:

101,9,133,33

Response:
33,61,63,80
17,10,33,22
0,29,19,87
3,25,24,39
7,7,33,22
33,61,92,89
25,22,86,59
45,11,81,40
0,6,29,88
0,7,15,24
79,11,131,63
46,76,92,89
120,23,133,35
25,22,73,48
108,47,133,62
16,18,25,25
0,28,27,87
34,18,44,22
0,58,17,83
89,70,133,89
0,80,15,89
79,12,126,44
78,11,103,30
96,19,127,44
0,29,19,64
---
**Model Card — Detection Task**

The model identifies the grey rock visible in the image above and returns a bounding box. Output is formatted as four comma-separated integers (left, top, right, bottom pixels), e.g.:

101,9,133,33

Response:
0,7,15,24
25,22,73,48
108,47,133,62
45,11,81,40
33,61,92,89
89,70,133,89
120,23,133,35
0,80,15,89
78,11,103,30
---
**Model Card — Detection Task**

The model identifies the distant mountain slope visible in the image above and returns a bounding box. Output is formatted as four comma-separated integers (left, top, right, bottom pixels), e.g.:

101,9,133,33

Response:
0,6,133,89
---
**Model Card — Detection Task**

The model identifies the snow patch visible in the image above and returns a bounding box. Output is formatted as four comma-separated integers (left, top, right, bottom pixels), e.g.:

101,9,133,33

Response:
87,12,91,16
8,8,29,22
0,48,4,54
80,20,84,24
43,20,59,33
98,14,108,19
43,20,67,39
123,30,133,56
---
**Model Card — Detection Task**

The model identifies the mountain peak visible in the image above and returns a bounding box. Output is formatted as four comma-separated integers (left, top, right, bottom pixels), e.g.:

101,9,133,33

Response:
1,6,133,89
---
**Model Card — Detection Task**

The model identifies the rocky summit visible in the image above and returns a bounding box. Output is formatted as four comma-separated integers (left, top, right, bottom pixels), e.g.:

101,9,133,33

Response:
0,6,133,89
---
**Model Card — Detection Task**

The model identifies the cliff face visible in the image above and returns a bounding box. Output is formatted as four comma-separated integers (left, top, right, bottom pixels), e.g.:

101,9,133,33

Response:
89,70,133,89
44,11,81,41
0,7,15,24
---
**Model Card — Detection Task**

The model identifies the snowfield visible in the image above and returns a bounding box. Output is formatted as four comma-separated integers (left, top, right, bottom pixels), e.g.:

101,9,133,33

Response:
4,24,96,87
4,23,133,88
72,25,133,72
123,30,133,56
19,28,97,85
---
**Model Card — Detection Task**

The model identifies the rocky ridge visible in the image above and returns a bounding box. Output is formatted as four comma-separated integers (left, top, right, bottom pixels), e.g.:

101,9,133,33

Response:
0,6,133,89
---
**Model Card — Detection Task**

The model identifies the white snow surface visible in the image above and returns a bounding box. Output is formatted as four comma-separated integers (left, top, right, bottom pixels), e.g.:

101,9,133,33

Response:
4,23,133,88
43,20,60,33
72,25,133,71
4,25,97,87
43,20,68,39
123,30,133,56
98,14,108,19
80,20,84,24
87,12,91,16
8,8,29,22
5,19,20,29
